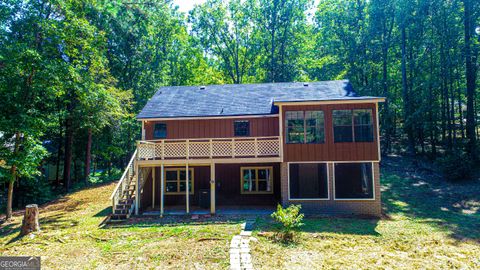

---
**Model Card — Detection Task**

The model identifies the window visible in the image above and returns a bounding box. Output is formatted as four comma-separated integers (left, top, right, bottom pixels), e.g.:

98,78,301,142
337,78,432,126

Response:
241,167,273,194
234,120,250,136
354,109,374,142
286,111,304,143
334,163,373,199
333,109,374,142
164,168,194,195
286,111,325,144
333,110,353,142
153,123,167,139
289,163,328,199
305,111,325,143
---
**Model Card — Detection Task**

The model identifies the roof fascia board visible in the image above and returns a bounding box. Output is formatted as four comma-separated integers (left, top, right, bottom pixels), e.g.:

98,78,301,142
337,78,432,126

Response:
274,98,385,106
138,114,279,121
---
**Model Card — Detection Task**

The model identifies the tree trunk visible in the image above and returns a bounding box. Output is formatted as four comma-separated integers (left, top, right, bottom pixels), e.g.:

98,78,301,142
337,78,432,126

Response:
6,132,21,220
84,128,92,184
21,204,40,235
463,0,477,159
63,116,73,192
6,177,14,220
401,26,415,155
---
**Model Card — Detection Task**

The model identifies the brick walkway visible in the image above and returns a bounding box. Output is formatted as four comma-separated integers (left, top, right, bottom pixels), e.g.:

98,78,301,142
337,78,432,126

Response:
229,220,255,270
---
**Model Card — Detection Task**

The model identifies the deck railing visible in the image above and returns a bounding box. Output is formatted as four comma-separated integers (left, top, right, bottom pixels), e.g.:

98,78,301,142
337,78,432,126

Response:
137,136,280,160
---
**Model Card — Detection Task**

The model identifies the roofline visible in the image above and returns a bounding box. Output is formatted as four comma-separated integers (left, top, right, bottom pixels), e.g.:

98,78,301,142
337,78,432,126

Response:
273,98,385,106
137,114,279,121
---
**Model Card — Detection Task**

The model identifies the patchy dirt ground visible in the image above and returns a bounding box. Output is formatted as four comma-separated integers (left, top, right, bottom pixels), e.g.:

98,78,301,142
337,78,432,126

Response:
0,183,242,269
250,156,480,269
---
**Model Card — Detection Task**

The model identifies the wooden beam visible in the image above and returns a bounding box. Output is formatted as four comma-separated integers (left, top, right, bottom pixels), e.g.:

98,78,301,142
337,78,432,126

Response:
135,166,140,215
137,157,283,166
210,163,215,214
152,167,155,209
186,163,190,214
160,164,164,217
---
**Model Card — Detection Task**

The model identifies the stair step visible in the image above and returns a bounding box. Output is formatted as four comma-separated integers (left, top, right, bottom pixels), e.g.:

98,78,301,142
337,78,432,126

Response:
111,214,127,220
115,204,131,210
114,209,128,215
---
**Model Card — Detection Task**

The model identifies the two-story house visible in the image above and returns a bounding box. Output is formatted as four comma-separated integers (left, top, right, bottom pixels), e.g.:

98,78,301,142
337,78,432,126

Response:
110,80,384,220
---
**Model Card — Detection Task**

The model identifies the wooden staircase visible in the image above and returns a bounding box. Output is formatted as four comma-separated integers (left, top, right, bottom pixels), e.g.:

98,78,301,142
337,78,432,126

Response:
110,150,151,222
110,150,137,221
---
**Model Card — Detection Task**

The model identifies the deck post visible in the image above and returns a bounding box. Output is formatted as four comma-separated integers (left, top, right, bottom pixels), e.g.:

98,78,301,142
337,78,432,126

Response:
160,164,164,217
186,163,190,214
152,167,155,209
135,166,140,215
210,163,216,214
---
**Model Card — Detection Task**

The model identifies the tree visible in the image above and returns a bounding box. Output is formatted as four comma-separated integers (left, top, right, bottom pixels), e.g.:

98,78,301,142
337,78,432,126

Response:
463,0,477,159
190,0,259,84
251,0,312,82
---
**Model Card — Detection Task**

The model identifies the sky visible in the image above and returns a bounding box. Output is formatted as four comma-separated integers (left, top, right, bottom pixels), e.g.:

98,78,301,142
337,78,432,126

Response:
173,0,319,19
173,0,206,13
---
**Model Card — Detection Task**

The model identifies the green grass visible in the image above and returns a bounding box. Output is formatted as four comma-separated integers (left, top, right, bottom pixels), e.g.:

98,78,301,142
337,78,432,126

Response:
1,156,479,269
250,156,480,269
0,183,242,269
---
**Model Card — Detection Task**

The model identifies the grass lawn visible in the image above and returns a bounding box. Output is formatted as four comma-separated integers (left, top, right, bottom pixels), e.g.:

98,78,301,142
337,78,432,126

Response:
0,183,243,269
1,156,479,269
250,156,480,269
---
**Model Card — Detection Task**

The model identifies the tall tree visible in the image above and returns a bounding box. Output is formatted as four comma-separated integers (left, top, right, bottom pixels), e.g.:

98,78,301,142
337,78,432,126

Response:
463,0,477,159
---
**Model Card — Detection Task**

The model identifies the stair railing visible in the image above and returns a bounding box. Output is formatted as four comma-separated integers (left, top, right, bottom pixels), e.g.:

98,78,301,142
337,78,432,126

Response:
110,150,137,213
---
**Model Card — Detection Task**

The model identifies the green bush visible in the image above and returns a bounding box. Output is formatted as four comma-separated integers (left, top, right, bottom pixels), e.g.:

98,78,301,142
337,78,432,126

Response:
437,152,473,181
271,204,304,242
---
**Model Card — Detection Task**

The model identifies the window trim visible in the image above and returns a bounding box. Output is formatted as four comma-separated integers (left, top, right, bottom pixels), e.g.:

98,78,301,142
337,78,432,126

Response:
332,109,374,143
240,166,274,194
164,168,194,195
233,120,250,137
153,123,167,139
332,161,375,201
285,110,325,144
287,162,330,201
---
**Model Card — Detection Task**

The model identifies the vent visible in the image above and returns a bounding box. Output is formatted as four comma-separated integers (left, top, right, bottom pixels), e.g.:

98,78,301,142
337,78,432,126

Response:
199,85,206,90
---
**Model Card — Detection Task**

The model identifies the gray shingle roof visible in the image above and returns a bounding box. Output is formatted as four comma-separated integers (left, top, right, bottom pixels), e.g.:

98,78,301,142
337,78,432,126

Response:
137,80,383,119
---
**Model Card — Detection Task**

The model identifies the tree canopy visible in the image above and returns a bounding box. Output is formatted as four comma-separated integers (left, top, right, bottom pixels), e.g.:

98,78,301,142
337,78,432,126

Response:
0,0,479,217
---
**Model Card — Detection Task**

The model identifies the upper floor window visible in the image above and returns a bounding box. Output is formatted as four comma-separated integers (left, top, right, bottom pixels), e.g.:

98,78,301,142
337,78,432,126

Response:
333,109,374,142
286,111,325,144
234,120,250,136
354,109,374,142
153,123,167,139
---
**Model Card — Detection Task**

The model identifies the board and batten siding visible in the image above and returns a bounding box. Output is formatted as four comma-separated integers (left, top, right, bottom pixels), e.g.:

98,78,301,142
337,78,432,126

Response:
282,103,380,162
144,116,279,140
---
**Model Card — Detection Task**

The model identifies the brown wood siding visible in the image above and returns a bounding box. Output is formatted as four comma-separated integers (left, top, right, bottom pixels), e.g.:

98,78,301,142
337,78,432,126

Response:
215,163,280,206
282,103,379,162
144,117,279,140
140,163,281,210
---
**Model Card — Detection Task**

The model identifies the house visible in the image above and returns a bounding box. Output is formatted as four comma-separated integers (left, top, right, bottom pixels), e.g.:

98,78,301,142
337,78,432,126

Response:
110,80,385,220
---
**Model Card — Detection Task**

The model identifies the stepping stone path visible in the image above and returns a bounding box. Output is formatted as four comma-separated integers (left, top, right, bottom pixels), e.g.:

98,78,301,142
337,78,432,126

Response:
229,219,255,270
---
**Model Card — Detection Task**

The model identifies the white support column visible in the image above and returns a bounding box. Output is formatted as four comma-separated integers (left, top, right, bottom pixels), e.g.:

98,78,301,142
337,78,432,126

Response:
152,167,156,209
135,166,140,215
160,164,164,217
279,105,284,162
186,163,190,214
141,121,145,140
210,163,216,214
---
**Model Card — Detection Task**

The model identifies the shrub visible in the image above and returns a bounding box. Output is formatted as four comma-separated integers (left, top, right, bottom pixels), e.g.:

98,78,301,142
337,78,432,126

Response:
437,152,473,181
271,204,304,242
